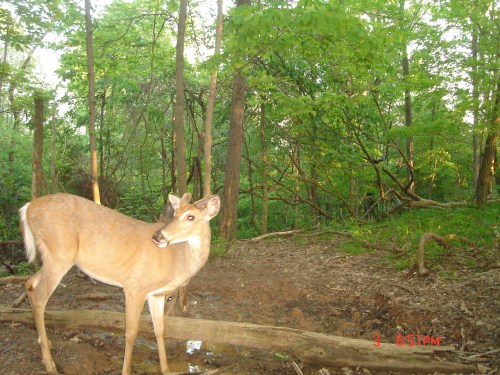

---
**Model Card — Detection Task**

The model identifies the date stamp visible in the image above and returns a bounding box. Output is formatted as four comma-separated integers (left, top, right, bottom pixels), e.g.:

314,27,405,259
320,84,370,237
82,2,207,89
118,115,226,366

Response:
372,333,441,347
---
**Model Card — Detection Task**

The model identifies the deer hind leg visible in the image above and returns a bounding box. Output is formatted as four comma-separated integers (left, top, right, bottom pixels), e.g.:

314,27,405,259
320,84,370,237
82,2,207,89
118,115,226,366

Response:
148,295,170,374
25,259,72,374
122,290,147,375
179,285,188,314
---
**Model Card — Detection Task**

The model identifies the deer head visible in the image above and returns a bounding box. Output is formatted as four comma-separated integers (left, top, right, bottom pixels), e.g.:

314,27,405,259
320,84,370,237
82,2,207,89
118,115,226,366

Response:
152,193,220,248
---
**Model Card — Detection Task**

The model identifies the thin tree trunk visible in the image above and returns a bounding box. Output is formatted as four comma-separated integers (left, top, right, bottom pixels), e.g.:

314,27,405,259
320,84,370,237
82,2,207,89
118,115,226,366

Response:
32,94,47,199
160,123,168,206
0,19,15,107
260,102,268,234
471,26,480,186
309,120,319,225
85,0,101,204
293,144,300,230
348,163,356,217
99,91,106,180
203,0,224,196
174,0,188,195
244,137,256,230
400,0,414,194
50,111,58,193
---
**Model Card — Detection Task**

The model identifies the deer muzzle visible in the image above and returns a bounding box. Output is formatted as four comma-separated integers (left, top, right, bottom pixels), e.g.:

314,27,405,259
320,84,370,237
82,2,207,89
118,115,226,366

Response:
152,230,169,248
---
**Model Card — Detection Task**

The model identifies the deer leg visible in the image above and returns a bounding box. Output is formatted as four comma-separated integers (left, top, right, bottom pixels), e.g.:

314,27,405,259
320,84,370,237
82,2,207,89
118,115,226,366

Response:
165,294,176,317
148,295,170,374
122,291,145,375
25,262,72,374
179,285,188,314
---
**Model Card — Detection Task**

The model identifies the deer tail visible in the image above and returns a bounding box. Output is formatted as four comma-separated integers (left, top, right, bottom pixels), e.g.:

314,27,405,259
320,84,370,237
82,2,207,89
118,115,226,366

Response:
19,203,37,263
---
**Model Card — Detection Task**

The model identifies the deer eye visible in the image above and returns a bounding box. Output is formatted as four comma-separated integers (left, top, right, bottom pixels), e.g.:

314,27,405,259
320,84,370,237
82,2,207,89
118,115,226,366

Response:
187,215,195,221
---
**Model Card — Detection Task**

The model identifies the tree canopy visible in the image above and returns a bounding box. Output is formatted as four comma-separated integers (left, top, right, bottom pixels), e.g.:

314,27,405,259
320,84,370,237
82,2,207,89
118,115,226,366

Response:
0,0,498,240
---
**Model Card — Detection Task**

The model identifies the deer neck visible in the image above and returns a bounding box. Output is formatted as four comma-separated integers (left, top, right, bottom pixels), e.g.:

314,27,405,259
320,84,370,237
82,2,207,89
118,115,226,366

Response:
183,228,211,273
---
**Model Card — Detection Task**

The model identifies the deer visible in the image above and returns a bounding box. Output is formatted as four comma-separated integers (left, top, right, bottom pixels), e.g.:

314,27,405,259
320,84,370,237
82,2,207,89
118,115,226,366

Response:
19,192,220,375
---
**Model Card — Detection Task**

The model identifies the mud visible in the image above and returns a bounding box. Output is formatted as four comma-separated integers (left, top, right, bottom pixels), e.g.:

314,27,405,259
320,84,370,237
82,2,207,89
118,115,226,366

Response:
0,237,498,374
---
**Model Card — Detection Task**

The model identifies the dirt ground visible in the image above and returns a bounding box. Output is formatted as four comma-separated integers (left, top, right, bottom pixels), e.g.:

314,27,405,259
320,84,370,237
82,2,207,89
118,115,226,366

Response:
0,237,498,374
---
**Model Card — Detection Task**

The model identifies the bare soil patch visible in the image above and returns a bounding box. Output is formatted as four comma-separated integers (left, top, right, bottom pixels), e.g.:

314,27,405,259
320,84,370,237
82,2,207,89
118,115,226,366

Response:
0,237,498,374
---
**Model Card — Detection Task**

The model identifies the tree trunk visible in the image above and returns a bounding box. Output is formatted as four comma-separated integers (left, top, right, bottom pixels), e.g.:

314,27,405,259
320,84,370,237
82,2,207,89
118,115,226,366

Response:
219,68,246,243
99,91,106,180
348,163,356,217
173,0,188,195
293,143,300,229
309,120,320,225
50,111,58,193
0,306,474,374
85,0,101,205
400,0,414,194
32,94,47,199
475,129,498,203
160,123,169,206
475,81,499,204
260,102,268,234
0,18,15,107
471,26,480,186
203,0,224,196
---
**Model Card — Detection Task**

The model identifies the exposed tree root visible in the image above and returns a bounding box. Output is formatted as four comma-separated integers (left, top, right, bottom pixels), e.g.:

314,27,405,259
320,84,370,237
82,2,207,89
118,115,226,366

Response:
417,232,476,275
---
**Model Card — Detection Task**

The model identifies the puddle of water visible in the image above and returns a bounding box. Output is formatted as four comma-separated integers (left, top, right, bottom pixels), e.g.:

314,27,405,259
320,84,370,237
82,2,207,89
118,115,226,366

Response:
134,338,252,374
186,340,203,355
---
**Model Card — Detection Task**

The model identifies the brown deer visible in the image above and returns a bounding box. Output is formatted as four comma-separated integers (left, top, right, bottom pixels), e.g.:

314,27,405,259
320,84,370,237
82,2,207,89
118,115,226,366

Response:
19,192,220,375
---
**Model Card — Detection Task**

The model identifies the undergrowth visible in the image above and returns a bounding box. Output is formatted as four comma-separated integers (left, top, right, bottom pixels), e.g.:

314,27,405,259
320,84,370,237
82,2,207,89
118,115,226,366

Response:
348,203,499,273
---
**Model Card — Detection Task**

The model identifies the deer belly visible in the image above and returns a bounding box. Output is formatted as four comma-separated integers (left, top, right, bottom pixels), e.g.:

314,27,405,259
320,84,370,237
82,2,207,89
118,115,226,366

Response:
75,261,124,288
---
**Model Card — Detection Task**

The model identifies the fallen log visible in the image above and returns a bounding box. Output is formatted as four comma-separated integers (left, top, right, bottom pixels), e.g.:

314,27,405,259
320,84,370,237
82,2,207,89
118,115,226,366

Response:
0,306,475,373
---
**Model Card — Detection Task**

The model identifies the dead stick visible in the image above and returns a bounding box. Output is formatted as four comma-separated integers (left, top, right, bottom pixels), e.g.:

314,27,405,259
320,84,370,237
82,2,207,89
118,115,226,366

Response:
0,275,31,285
12,291,27,308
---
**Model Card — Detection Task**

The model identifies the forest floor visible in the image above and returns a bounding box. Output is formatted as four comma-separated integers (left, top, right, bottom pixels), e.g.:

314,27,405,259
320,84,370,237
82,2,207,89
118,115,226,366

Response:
0,236,498,375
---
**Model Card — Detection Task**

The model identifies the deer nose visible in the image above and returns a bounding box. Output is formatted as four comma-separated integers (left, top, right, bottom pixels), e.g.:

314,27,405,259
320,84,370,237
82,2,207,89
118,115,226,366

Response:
152,231,169,248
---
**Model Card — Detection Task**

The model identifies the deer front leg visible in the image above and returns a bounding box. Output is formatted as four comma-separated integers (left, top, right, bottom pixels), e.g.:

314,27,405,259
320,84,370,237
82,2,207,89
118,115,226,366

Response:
148,294,170,374
122,291,146,375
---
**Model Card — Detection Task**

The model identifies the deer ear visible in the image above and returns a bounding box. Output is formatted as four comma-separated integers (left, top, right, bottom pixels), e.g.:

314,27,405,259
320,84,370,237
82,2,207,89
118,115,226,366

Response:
168,194,181,211
206,195,221,219
181,193,192,206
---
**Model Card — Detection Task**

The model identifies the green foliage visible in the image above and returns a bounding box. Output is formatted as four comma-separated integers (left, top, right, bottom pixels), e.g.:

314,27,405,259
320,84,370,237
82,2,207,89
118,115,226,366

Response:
210,237,229,258
362,203,499,272
336,242,368,255
14,261,33,276
0,0,497,254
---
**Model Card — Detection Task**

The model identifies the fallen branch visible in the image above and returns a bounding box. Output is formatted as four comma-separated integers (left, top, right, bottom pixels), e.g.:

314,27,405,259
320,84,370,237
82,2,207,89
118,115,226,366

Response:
298,229,354,239
292,361,304,375
389,199,474,216
0,275,31,285
12,291,27,308
78,293,113,301
417,233,475,275
462,348,500,361
246,228,307,242
0,306,475,373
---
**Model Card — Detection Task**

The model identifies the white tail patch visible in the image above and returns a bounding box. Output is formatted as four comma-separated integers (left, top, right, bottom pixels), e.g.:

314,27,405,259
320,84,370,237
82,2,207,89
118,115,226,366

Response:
19,203,37,263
